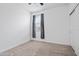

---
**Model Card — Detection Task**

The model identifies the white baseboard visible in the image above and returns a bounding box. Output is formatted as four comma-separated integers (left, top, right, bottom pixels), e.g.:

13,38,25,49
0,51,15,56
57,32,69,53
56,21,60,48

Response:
0,40,30,53
31,39,70,46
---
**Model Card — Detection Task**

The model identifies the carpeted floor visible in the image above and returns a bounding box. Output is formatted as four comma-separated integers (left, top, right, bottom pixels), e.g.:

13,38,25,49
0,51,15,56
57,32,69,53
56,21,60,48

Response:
0,40,76,56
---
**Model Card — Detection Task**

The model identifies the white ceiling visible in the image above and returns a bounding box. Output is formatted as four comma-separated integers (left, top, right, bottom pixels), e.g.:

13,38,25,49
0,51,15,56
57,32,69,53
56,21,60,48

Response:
0,3,70,13
25,3,70,13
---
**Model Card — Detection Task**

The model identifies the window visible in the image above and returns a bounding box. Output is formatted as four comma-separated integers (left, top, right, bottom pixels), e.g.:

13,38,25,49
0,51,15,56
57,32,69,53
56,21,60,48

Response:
32,13,45,39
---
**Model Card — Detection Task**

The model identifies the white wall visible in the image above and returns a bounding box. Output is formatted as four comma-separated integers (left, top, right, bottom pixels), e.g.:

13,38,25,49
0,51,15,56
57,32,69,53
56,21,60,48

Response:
32,6,70,45
44,6,70,45
0,4,30,53
70,4,79,55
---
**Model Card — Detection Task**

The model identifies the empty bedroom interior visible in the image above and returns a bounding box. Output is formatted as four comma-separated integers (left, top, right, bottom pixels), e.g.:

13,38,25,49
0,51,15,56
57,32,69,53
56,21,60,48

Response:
0,3,79,56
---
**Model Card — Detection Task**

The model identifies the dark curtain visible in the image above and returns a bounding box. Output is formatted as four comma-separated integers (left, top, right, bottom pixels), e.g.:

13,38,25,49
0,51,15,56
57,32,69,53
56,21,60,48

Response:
41,14,45,39
32,15,36,38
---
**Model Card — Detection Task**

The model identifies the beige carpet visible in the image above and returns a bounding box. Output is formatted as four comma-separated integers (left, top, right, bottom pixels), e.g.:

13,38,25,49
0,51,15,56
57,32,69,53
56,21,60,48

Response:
0,40,76,56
